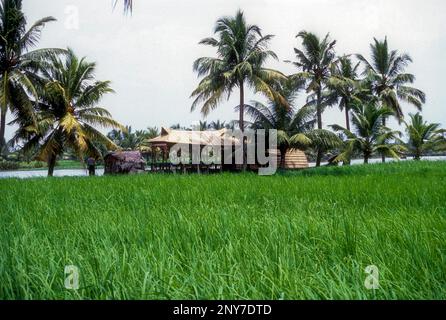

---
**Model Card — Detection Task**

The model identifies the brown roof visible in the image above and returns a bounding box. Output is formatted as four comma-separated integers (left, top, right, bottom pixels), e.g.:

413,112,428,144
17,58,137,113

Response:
104,151,145,163
148,128,240,146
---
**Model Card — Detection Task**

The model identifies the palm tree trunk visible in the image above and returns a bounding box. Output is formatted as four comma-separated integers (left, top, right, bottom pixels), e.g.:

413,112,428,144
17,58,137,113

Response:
345,107,350,132
48,154,57,177
364,154,369,164
280,147,287,169
414,149,421,161
315,89,323,167
381,117,386,163
239,80,247,172
239,81,245,132
316,90,323,130
0,107,6,149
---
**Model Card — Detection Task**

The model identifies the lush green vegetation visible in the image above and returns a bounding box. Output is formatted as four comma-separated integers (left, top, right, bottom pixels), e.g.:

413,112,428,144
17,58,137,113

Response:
0,159,103,171
0,161,445,299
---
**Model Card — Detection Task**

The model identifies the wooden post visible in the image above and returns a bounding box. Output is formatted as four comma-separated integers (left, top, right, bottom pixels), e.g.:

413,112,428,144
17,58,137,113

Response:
151,146,155,172
162,146,167,172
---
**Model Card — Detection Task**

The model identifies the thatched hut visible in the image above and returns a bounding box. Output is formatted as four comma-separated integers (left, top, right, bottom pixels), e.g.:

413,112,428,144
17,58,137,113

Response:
269,149,309,169
147,128,241,172
104,151,146,175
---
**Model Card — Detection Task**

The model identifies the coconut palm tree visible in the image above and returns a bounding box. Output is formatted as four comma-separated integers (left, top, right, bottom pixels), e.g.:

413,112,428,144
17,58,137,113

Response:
328,55,362,131
356,37,425,161
405,113,445,160
0,0,58,148
145,126,160,139
191,10,287,170
191,10,286,132
198,120,209,131
331,103,406,164
289,31,337,166
11,49,123,176
290,31,337,129
209,120,227,130
108,126,141,150
357,38,425,119
242,78,342,168
113,0,132,13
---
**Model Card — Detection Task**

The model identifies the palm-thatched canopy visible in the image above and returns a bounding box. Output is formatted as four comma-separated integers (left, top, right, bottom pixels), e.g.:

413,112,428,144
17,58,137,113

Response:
148,127,240,148
104,151,145,174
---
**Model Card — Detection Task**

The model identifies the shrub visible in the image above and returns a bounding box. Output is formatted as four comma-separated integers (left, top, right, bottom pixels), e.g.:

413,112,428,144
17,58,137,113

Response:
0,161,20,171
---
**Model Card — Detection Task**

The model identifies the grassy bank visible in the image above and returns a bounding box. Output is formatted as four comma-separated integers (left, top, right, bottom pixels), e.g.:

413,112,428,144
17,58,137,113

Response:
0,161,445,299
0,160,86,172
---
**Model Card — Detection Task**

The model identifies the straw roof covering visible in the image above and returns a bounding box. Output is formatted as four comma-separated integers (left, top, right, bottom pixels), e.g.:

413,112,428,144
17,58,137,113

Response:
269,149,309,169
104,151,146,174
148,128,241,147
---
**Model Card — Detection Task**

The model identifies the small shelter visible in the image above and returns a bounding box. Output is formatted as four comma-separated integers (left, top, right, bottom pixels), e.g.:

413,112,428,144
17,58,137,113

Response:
269,149,309,169
104,151,146,174
148,128,240,172
147,128,309,172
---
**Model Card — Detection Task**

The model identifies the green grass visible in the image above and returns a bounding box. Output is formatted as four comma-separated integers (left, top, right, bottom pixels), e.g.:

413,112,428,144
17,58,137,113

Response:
0,161,445,299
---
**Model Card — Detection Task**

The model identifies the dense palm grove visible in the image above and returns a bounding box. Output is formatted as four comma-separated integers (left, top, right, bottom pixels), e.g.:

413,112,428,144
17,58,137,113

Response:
0,2,445,175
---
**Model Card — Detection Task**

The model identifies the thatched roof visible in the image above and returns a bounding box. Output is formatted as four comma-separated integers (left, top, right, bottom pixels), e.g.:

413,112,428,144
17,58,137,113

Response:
104,151,146,174
104,151,145,163
269,149,309,169
148,128,241,147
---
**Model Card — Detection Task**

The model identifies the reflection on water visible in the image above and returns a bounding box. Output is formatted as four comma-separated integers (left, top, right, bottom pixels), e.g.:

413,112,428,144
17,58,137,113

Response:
0,156,445,179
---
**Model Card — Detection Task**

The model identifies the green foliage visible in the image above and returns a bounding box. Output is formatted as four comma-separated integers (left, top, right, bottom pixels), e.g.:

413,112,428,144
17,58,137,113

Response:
17,160,45,169
0,0,59,144
0,160,19,170
11,49,123,176
405,113,446,160
356,37,425,118
0,161,445,299
191,10,286,126
108,126,160,153
328,55,363,131
243,77,342,166
331,103,406,163
290,31,337,129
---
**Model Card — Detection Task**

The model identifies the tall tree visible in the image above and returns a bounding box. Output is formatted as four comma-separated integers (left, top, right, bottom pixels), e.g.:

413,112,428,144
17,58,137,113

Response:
107,126,141,150
331,103,405,164
290,31,337,166
145,126,160,139
243,78,341,168
328,55,362,131
198,120,209,131
210,120,230,130
0,0,57,148
191,10,286,169
405,113,445,160
356,37,426,161
11,49,123,176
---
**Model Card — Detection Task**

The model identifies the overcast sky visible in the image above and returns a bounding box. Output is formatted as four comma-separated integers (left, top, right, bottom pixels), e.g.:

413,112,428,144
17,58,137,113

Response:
7,0,445,139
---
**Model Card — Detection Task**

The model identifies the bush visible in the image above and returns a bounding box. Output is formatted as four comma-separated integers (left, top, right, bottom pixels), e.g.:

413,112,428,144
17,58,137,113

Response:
0,161,20,171
16,161,46,169
28,161,45,169
32,161,45,168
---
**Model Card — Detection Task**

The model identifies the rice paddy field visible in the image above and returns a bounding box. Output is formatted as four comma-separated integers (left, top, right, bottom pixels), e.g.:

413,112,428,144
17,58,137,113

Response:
0,161,445,300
